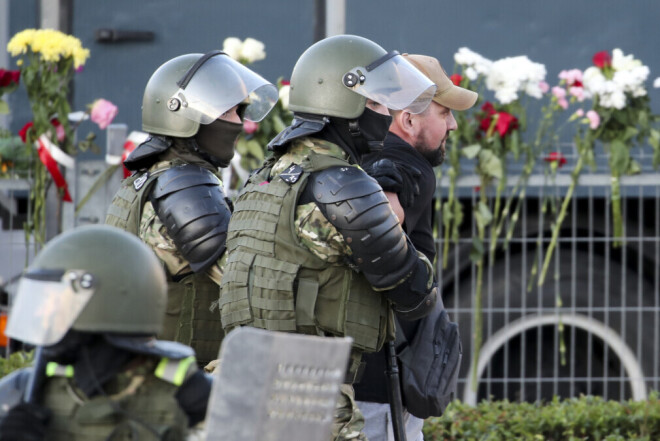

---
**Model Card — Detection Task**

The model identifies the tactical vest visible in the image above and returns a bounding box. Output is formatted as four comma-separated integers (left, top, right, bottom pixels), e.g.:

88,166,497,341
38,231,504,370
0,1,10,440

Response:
219,146,394,353
105,161,223,365
39,357,194,440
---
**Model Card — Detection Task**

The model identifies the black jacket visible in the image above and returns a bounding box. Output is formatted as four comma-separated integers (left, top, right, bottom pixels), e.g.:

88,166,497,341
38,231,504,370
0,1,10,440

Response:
354,132,438,404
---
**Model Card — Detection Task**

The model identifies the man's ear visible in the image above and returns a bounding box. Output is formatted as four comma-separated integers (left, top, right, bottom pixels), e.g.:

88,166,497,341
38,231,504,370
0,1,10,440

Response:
395,110,415,136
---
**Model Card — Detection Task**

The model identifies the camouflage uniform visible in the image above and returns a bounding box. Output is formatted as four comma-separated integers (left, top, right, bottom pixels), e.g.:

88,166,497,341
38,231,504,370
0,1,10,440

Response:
220,137,434,441
106,143,227,366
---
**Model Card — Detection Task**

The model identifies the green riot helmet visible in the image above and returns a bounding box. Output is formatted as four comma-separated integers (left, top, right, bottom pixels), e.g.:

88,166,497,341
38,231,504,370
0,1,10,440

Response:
142,51,278,138
288,35,437,119
6,225,167,346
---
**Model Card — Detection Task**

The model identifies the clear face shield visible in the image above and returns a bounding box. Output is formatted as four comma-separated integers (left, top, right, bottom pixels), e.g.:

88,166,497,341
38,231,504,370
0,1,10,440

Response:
6,269,96,347
169,51,278,123
342,51,437,114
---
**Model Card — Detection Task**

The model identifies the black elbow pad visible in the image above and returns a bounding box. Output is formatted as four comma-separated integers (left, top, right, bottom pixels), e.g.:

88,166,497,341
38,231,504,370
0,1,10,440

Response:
150,164,231,273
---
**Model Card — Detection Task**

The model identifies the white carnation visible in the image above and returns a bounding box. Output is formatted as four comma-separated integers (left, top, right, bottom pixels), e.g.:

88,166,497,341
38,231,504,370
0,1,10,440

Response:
240,38,266,64
485,55,546,103
278,85,290,110
611,48,642,72
454,47,492,78
222,37,243,61
653,77,660,88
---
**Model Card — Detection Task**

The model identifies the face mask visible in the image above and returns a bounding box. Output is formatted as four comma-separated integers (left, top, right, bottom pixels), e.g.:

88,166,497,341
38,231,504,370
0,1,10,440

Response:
355,107,393,151
194,118,243,168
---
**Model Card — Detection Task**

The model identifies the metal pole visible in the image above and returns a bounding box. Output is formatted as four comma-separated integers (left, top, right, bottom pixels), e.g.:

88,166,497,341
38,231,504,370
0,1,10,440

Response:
325,0,345,37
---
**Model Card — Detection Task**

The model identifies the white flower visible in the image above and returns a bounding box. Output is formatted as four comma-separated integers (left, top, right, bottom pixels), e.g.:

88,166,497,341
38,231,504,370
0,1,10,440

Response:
611,48,642,72
278,85,290,110
654,77,660,88
454,47,492,78
485,55,546,104
582,66,607,95
222,37,243,61
240,38,266,64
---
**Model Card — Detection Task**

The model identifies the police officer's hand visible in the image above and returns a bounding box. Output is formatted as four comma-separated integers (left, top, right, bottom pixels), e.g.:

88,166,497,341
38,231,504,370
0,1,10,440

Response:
365,159,421,208
0,402,51,441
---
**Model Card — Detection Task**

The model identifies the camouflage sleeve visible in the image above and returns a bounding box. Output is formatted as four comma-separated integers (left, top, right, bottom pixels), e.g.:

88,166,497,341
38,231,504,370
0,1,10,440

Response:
294,202,352,264
139,201,224,284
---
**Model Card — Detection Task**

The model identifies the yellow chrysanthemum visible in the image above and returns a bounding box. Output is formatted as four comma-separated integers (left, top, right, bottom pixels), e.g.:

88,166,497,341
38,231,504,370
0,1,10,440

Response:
7,28,36,56
8,28,89,67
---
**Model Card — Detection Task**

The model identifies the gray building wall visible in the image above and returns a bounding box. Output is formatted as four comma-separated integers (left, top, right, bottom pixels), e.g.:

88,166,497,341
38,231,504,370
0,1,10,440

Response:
4,1,660,148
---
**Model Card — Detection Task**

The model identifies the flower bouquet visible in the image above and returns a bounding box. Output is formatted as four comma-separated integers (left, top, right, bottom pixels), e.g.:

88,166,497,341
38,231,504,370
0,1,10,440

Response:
537,48,660,286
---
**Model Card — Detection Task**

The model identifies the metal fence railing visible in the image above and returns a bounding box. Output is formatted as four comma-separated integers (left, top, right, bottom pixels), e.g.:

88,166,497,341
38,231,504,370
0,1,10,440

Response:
437,152,660,404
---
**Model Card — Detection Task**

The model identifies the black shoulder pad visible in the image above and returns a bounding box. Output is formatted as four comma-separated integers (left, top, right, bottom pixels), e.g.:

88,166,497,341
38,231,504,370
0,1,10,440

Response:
310,165,382,203
310,166,416,288
150,164,231,273
123,136,172,171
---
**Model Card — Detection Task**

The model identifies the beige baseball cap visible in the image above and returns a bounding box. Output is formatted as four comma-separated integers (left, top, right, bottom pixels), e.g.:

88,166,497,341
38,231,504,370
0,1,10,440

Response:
403,53,478,111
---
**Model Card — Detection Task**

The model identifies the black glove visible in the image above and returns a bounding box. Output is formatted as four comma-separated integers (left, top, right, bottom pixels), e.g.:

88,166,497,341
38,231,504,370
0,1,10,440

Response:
365,159,421,208
0,403,51,441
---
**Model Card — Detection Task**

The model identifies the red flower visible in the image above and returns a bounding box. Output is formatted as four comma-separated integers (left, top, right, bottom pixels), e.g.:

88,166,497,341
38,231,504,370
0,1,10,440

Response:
18,122,33,143
544,152,567,167
572,80,583,88
450,74,463,86
478,102,518,137
280,79,290,86
0,69,20,88
592,51,612,69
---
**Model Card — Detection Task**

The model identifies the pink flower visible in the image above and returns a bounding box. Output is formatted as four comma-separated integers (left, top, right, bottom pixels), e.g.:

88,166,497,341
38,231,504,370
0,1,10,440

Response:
551,86,566,99
538,81,549,93
568,86,585,101
551,86,568,109
90,99,118,130
243,120,259,134
50,118,66,142
558,69,583,86
586,110,600,129
574,109,585,117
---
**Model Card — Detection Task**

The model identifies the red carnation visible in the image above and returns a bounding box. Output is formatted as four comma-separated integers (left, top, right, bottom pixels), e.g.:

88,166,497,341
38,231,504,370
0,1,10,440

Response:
592,51,612,69
280,79,290,86
450,74,463,86
544,152,567,168
478,102,518,137
0,69,20,88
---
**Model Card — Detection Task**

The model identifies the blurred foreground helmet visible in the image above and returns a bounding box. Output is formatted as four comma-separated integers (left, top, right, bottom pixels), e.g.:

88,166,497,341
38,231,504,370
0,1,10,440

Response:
288,35,437,119
142,51,278,137
6,225,167,347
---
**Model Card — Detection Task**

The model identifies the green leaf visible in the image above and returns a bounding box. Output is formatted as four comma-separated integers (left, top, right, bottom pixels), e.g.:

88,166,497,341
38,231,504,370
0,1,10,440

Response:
474,201,493,230
608,139,630,176
478,149,503,180
235,136,248,155
469,237,484,264
628,159,641,175
461,143,481,159
246,139,265,160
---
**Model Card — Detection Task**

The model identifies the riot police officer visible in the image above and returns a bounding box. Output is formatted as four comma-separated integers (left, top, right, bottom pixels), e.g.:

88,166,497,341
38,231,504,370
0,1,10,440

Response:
218,35,439,441
0,225,212,440
106,51,278,366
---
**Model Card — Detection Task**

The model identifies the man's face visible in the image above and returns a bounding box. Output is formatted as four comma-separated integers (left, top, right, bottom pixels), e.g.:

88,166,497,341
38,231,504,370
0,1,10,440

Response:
411,102,457,166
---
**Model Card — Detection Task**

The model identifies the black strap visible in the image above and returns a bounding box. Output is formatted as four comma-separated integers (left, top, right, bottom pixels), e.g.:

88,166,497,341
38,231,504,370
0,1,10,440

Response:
365,50,400,72
176,50,226,89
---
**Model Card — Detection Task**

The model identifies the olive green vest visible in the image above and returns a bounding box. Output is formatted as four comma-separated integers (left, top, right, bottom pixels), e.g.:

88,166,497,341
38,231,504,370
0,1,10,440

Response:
219,147,394,353
105,161,223,365
39,357,194,440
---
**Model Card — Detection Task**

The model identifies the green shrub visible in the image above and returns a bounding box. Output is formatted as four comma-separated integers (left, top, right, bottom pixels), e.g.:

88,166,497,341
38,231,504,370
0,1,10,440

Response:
423,394,660,441
0,350,34,378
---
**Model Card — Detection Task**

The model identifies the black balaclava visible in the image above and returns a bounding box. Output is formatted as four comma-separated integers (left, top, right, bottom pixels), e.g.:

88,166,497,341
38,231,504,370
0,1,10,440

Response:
194,118,243,168
318,107,392,164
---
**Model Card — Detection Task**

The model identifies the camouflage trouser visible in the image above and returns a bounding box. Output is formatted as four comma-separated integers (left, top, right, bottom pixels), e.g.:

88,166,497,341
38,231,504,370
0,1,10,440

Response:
332,384,368,441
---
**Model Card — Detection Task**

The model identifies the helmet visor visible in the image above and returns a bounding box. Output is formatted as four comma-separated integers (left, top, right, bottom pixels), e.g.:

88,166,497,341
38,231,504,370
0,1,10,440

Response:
170,54,278,123
6,270,95,346
343,52,437,114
